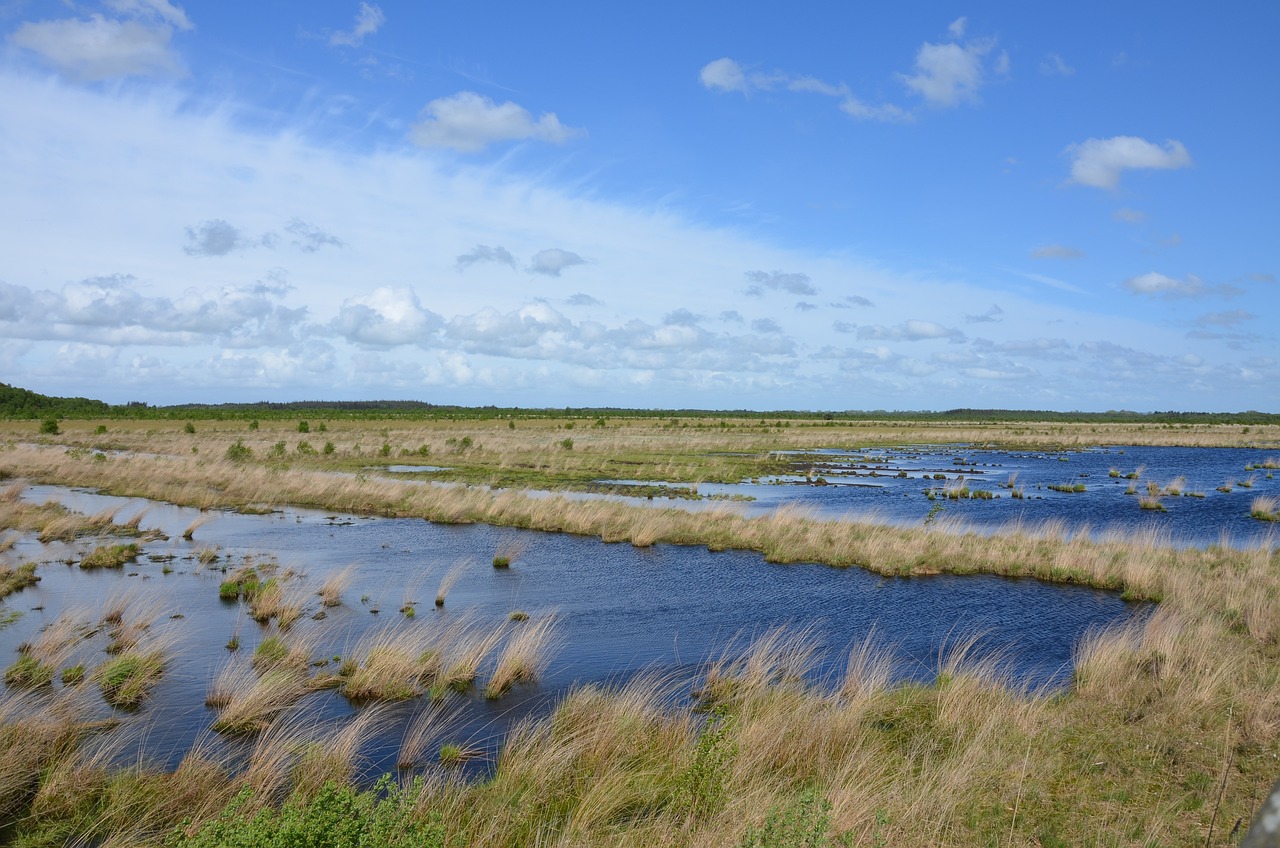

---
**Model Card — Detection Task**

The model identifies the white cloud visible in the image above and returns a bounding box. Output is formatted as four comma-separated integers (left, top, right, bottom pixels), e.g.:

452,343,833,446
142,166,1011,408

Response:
1039,53,1075,76
857,320,963,341
528,248,586,277
699,57,748,93
331,286,442,347
330,3,385,47
409,91,582,153
900,38,995,107
1113,207,1146,223
8,14,185,80
285,220,343,253
1122,272,1205,298
457,244,516,270
1030,244,1085,260
565,293,602,307
744,269,816,295
105,0,192,30
1067,136,1192,189
947,17,967,39
964,304,1003,324
700,58,909,122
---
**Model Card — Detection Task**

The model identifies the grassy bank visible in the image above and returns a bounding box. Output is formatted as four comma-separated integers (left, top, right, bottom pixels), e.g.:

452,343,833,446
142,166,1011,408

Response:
1,436,1278,845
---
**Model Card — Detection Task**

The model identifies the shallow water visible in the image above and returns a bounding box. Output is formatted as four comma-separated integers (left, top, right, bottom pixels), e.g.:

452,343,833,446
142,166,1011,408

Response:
605,445,1279,549
3,483,1145,779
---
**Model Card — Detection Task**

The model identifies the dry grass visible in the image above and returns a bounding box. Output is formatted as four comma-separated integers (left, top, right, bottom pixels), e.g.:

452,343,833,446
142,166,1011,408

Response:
485,615,557,700
208,663,312,735
434,558,470,607
318,563,356,607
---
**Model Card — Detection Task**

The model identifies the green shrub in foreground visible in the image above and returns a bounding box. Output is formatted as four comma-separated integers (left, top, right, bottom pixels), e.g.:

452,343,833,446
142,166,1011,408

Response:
170,779,444,848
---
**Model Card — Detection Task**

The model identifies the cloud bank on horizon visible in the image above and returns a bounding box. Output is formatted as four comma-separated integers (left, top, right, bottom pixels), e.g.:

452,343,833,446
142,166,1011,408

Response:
0,2,1275,411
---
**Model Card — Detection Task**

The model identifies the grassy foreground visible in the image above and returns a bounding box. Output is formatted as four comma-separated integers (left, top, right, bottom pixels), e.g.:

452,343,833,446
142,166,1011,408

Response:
0,421,1278,845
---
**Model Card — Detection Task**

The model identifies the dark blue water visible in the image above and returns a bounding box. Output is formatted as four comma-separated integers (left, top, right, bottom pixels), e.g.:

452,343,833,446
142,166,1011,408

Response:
1,483,1147,779
690,445,1279,548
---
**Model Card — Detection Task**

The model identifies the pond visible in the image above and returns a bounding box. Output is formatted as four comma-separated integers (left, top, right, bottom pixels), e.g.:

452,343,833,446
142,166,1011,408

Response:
591,445,1280,549
0,483,1144,780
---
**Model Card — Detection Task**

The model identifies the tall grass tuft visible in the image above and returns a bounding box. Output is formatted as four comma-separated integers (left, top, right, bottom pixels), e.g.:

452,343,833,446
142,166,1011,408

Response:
434,558,470,607
485,615,557,699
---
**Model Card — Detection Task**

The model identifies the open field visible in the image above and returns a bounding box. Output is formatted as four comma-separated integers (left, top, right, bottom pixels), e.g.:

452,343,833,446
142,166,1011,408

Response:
1,418,1278,845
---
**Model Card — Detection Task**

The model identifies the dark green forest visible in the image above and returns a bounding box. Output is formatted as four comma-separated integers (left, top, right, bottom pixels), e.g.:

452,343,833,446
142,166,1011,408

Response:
2,382,1277,424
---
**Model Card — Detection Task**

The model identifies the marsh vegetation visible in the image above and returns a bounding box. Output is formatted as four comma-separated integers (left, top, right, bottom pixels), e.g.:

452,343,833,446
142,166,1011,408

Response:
0,414,1277,845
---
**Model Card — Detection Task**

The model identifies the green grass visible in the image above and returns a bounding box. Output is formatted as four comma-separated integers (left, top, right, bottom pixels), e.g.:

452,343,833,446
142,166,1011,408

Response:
79,542,141,569
95,650,165,708
0,561,39,599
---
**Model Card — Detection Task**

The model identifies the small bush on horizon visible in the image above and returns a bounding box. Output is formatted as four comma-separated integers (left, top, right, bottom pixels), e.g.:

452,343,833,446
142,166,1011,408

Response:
248,419,259,430
184,422,196,434
39,418,59,435
298,420,310,433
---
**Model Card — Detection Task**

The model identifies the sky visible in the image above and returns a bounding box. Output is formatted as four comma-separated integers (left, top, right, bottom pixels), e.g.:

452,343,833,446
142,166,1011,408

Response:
1,1,1276,411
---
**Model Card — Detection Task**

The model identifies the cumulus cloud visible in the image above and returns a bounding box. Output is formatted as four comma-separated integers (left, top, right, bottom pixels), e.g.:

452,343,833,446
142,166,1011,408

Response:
0,274,305,346
1030,244,1084,260
900,36,997,107
719,310,743,323
528,248,586,277
8,14,187,80
751,318,782,333
565,293,602,307
285,219,343,253
330,2,384,47
795,301,817,312
1067,136,1192,189
832,321,856,333
700,57,748,93
1039,53,1075,76
663,308,703,326
1122,272,1206,299
456,244,516,270
744,269,816,296
409,91,582,153
857,320,963,341
947,17,967,38
182,219,273,256
699,58,909,122
964,304,1003,324
331,286,442,347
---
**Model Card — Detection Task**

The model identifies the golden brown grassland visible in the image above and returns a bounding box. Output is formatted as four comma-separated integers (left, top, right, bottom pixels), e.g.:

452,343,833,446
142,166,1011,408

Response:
0,417,1277,845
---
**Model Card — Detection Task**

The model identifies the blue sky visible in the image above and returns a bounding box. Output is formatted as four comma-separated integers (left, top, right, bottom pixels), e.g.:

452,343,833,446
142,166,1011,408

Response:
1,1,1276,411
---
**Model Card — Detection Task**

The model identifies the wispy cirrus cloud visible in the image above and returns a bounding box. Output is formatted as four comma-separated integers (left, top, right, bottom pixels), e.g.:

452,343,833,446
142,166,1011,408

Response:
330,2,384,47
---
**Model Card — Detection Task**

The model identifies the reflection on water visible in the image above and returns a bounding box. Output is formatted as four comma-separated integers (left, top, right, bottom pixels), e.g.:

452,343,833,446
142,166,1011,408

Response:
1,483,1145,778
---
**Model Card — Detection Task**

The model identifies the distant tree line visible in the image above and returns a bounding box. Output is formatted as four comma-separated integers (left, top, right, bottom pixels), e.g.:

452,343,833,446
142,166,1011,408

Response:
2,382,1276,425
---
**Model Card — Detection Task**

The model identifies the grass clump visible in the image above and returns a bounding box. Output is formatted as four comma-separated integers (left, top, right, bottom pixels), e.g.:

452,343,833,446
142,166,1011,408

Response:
4,652,56,688
485,615,556,700
79,542,140,569
0,561,40,599
1250,495,1279,522
95,650,165,708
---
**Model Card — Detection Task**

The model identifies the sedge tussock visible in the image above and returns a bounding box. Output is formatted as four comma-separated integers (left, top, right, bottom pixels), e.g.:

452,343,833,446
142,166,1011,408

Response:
340,623,439,701
434,557,471,607
317,563,356,607
209,663,310,735
397,703,457,770
485,615,558,700
291,706,391,798
181,512,213,540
